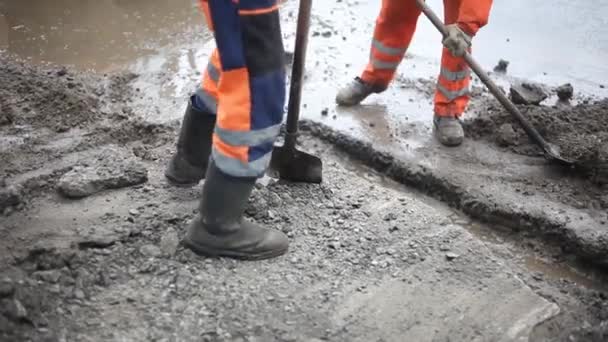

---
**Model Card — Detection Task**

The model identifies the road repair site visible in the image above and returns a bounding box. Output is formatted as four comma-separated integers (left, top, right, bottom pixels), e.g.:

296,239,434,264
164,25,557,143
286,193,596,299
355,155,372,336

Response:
1,0,607,341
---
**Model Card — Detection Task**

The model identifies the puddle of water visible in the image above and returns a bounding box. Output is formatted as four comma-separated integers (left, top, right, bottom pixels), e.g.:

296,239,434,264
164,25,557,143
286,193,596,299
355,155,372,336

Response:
461,219,608,293
523,256,608,292
0,0,203,72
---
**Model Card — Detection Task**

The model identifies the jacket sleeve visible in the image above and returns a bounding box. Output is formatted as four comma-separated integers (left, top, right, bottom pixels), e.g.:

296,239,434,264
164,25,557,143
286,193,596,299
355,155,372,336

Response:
457,0,493,36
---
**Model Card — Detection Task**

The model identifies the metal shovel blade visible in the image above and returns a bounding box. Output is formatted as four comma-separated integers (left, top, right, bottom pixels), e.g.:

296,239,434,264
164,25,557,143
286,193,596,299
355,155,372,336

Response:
269,145,323,184
544,143,574,167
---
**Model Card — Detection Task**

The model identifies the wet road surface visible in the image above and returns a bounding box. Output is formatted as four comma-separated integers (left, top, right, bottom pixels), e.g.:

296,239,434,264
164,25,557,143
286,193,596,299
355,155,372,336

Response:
2,0,606,112
0,0,204,71
2,2,608,340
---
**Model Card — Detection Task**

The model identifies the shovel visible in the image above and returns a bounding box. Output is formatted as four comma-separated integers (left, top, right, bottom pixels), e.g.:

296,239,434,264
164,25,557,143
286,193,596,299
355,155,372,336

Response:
269,0,323,183
415,0,573,166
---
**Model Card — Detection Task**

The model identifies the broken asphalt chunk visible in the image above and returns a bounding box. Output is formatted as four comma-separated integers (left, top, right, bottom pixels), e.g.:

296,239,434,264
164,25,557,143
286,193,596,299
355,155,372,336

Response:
510,83,548,105
556,83,574,101
57,146,148,199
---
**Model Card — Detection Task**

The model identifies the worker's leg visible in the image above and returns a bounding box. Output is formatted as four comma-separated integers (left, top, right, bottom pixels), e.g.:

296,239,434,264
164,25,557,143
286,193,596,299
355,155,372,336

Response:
165,0,218,185
433,0,470,146
336,0,421,106
183,0,288,260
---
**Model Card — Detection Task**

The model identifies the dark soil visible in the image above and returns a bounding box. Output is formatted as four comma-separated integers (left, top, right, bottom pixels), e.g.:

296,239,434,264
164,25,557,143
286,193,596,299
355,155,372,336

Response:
0,56,104,132
463,99,608,184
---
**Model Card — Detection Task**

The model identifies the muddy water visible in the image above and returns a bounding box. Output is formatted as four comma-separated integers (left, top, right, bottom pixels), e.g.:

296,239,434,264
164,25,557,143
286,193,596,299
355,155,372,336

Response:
0,0,206,71
464,220,608,293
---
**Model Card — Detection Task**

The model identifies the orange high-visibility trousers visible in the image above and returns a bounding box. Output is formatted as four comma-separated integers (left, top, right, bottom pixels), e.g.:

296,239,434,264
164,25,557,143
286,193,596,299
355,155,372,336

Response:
361,0,492,117
195,0,286,178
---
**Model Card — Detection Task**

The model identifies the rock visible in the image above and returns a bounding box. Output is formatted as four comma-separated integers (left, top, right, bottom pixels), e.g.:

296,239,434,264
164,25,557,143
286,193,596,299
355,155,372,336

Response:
321,108,329,116
78,233,120,249
160,228,180,256
599,195,608,209
510,83,548,105
175,269,191,291
496,123,518,147
73,289,86,300
140,244,162,258
0,184,23,213
556,83,574,101
383,213,398,221
0,279,14,298
1,298,28,321
445,252,459,261
493,59,509,73
57,146,148,199
56,67,68,77
32,270,62,284
267,192,282,206
0,110,12,126
14,299,28,320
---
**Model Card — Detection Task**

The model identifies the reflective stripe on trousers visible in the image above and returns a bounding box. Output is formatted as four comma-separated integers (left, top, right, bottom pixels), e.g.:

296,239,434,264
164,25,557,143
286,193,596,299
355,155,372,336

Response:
195,48,222,114
369,39,406,70
199,0,285,178
434,47,472,117
436,84,470,102
360,0,422,86
359,0,484,117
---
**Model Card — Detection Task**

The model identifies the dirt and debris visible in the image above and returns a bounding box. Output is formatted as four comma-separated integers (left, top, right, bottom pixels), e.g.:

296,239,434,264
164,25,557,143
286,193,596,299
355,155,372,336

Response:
302,117,608,267
2,1,608,339
0,56,105,133
0,57,605,341
464,99,608,184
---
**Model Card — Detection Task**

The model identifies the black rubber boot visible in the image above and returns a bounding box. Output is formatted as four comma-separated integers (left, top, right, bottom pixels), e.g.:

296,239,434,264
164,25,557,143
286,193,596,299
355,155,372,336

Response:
165,97,216,186
183,162,289,260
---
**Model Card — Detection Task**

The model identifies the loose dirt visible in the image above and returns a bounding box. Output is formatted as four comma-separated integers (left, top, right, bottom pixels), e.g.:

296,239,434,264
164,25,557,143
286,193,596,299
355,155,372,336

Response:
0,56,103,132
463,99,608,184
0,54,175,211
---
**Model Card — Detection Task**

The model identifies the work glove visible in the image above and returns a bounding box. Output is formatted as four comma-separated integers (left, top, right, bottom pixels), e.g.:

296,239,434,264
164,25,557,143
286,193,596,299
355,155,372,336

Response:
442,24,472,57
